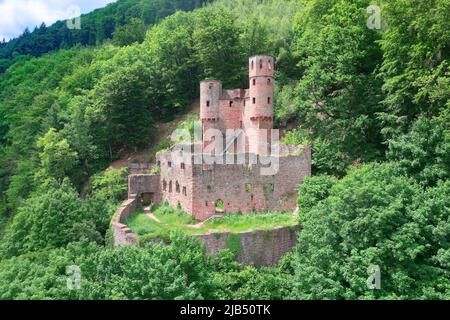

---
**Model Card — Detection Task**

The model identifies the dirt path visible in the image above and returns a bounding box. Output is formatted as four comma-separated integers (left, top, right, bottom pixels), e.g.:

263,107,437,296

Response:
144,206,161,223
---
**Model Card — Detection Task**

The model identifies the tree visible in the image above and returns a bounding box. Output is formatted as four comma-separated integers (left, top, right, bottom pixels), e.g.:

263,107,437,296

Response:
0,179,108,258
387,111,450,187
90,167,128,202
90,58,154,156
292,163,450,299
291,0,385,175
36,128,78,181
0,234,216,300
378,0,450,139
193,7,246,88
143,11,199,120
112,18,147,46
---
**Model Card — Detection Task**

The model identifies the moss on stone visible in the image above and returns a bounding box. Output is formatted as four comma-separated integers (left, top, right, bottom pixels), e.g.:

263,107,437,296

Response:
226,233,242,257
263,230,272,242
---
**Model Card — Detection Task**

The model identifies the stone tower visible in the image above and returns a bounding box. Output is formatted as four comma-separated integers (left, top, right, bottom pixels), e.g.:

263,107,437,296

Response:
199,55,275,155
245,55,274,155
200,80,222,150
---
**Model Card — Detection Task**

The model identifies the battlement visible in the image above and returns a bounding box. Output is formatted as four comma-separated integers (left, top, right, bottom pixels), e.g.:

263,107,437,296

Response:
124,55,311,222
200,55,275,155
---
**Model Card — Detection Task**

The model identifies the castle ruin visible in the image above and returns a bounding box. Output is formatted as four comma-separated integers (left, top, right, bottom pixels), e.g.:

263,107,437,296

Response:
128,55,311,221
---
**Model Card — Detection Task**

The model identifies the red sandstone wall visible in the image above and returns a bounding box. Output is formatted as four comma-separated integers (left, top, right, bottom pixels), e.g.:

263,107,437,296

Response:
112,197,139,247
194,225,300,266
157,152,195,214
128,174,161,203
191,147,312,221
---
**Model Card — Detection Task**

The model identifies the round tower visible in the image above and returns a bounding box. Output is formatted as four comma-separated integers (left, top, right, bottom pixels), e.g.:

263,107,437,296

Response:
248,55,274,121
200,80,222,121
200,80,222,150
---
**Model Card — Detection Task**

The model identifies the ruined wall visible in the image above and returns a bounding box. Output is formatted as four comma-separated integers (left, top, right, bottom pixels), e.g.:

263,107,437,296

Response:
194,225,300,266
111,198,139,247
112,213,300,266
128,174,161,204
157,151,195,214
191,146,312,221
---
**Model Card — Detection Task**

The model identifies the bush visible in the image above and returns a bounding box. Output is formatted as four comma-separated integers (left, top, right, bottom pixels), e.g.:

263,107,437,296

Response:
0,179,112,258
387,112,450,187
292,163,450,300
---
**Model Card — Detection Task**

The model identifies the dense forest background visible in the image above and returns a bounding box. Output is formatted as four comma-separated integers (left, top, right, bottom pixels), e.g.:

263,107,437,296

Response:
0,0,448,299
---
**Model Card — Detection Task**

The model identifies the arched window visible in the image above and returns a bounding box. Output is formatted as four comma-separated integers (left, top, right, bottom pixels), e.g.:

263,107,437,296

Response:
253,97,256,104
267,78,271,85
163,180,167,191
169,181,172,193
260,59,263,69
176,181,180,193
229,101,233,107
206,100,210,107
268,97,271,104
251,60,254,70
268,59,272,70
253,79,256,86
215,199,224,213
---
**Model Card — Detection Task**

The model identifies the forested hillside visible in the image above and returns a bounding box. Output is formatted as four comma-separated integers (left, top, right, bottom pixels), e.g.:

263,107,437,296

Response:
0,0,211,72
0,0,448,300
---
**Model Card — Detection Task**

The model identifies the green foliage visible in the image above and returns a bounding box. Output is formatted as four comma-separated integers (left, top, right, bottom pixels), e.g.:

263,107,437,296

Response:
0,234,215,300
150,165,161,175
378,0,450,139
289,0,385,175
0,0,448,301
275,83,300,125
5,159,37,210
90,168,128,202
193,7,246,88
113,18,147,46
142,11,199,120
92,53,155,152
292,163,450,299
0,180,113,258
212,264,291,300
225,234,242,258
282,128,310,146
36,129,78,182
387,112,450,188
297,174,337,215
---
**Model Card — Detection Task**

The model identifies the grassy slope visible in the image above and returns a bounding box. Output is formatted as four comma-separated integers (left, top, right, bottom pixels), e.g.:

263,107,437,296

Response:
126,204,296,239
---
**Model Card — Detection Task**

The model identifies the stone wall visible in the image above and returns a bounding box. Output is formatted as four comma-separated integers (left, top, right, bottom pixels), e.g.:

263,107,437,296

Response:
111,197,139,247
194,225,300,266
112,217,300,266
128,174,161,204
156,145,311,221
191,148,311,221
111,190,300,265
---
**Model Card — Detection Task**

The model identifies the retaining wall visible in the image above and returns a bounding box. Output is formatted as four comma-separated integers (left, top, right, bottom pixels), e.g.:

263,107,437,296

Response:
111,198,139,247
194,225,300,266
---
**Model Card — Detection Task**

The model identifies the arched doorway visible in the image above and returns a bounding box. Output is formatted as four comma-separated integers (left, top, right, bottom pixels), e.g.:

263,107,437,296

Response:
215,199,225,214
